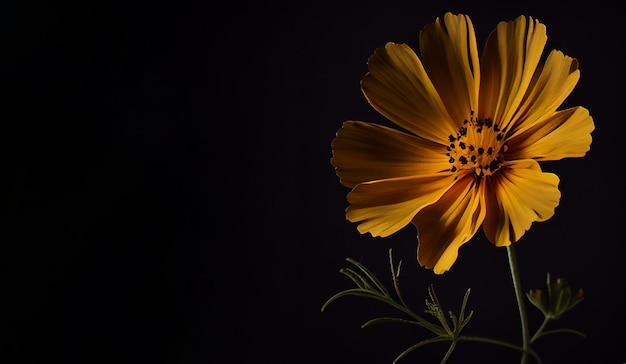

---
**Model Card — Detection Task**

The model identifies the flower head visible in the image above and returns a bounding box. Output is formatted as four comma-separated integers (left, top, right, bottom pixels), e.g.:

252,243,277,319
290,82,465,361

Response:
331,13,594,274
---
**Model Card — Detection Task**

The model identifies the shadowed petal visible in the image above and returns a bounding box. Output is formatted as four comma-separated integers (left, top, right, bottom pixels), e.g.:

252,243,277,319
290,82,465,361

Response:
346,174,457,238
506,106,594,161
479,15,547,129
331,121,450,188
483,159,561,247
420,12,480,124
413,173,485,274
361,42,457,144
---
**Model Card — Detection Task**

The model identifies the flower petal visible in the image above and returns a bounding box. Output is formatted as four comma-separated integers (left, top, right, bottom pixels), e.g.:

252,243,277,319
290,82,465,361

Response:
506,106,594,161
482,159,561,247
331,121,451,188
479,15,547,129
346,174,457,238
508,50,581,136
361,42,457,144
420,12,480,124
412,173,485,274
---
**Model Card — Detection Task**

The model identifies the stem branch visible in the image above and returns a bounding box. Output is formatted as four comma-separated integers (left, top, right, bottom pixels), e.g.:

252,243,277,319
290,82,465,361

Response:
531,317,549,343
457,336,542,363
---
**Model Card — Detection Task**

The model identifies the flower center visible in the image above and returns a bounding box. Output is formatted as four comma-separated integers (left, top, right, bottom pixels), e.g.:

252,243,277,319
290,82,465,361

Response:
446,112,508,177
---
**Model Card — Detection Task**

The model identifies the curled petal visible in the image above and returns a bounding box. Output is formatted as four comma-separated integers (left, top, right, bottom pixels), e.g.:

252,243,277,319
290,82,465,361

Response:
508,50,581,136
483,159,561,247
331,121,450,188
413,173,485,274
346,174,456,238
361,42,457,144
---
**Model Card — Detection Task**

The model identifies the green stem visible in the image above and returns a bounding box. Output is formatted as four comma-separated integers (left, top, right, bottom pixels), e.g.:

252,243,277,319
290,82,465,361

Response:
440,340,457,364
531,317,550,343
457,335,524,352
507,245,532,364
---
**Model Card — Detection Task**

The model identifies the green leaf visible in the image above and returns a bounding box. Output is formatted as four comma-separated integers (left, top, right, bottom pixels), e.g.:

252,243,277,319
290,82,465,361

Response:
361,317,449,336
392,336,450,364
340,267,373,291
346,257,391,297
321,288,384,312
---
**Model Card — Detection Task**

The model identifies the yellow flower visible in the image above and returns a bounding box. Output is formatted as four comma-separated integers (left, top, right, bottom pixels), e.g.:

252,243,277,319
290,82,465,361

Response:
331,13,594,274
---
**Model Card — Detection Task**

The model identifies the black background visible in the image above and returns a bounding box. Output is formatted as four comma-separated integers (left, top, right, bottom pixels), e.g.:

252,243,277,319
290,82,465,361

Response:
3,0,625,363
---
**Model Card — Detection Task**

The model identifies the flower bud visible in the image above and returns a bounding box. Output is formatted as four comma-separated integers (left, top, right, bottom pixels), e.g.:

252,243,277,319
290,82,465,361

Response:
526,273,584,319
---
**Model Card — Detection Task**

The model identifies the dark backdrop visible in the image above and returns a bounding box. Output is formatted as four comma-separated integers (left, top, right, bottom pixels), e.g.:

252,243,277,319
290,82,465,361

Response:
3,1,624,363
